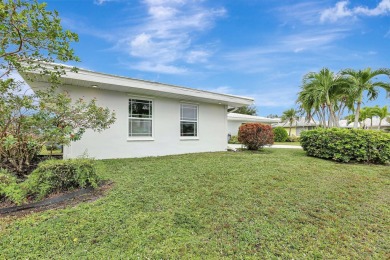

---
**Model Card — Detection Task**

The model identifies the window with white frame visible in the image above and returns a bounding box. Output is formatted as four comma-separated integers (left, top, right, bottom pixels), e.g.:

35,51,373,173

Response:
180,104,198,137
129,99,152,137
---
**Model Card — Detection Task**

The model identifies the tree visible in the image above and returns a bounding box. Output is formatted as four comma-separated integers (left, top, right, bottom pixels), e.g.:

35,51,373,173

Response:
266,114,279,118
0,0,116,175
364,106,377,128
281,108,299,136
374,105,389,130
297,68,351,128
1,86,116,175
231,105,257,115
341,68,390,129
1,0,80,83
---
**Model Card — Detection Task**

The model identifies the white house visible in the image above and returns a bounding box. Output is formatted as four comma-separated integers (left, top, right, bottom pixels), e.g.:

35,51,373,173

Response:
21,64,254,159
272,118,317,136
227,113,280,136
339,118,390,130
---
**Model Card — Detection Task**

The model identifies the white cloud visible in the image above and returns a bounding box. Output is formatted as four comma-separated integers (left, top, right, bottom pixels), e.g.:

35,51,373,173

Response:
118,0,225,74
185,50,210,63
354,0,390,16
94,0,117,5
320,1,352,22
277,1,325,25
223,28,348,74
206,86,233,94
252,90,297,108
320,0,390,23
130,61,188,74
148,6,178,19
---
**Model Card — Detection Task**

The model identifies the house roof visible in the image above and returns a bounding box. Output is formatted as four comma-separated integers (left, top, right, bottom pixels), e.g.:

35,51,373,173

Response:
272,117,317,127
339,118,390,128
228,113,281,123
20,63,254,108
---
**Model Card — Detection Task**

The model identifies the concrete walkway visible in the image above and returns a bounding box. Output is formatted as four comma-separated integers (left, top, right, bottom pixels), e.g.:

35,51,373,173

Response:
227,144,302,150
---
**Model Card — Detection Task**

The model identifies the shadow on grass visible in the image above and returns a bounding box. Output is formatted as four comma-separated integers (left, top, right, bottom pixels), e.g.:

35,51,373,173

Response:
236,148,274,154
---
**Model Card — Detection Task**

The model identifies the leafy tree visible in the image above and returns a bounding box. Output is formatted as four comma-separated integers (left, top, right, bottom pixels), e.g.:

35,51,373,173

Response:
0,0,116,175
281,108,299,136
266,114,279,118
341,68,390,128
1,0,80,82
231,105,257,115
297,68,351,128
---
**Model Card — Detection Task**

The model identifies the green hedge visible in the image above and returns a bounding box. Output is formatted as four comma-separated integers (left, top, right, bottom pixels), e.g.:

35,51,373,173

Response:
0,158,99,205
300,128,390,164
24,158,99,201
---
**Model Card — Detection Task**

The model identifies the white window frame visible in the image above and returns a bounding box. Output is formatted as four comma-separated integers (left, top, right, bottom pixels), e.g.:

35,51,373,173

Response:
128,98,154,141
180,103,199,140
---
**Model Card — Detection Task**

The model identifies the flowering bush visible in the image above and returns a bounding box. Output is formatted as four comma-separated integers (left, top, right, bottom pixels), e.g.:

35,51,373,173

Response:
238,123,274,150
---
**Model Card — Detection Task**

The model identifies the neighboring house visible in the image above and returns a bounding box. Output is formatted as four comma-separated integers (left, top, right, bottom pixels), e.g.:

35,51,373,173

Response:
21,64,253,159
339,118,390,130
272,118,317,136
227,113,280,136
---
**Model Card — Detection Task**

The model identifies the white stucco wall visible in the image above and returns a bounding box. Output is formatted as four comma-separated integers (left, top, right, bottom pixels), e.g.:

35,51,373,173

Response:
61,85,228,159
228,121,243,136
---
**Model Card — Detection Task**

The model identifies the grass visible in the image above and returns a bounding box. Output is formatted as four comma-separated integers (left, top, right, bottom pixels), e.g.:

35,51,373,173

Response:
39,146,62,156
274,142,301,146
1,149,389,258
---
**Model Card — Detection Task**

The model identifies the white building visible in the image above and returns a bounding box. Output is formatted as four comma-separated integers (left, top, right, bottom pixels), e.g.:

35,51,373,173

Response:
339,118,390,130
227,113,280,136
22,64,254,159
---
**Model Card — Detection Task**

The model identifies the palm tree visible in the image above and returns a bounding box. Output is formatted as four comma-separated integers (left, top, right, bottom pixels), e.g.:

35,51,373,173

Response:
359,107,370,129
341,68,390,128
375,105,389,129
364,106,377,129
297,68,351,128
281,108,299,136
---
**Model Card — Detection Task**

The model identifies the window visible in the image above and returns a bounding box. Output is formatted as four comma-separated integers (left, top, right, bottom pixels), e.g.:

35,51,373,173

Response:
180,104,198,137
129,99,152,137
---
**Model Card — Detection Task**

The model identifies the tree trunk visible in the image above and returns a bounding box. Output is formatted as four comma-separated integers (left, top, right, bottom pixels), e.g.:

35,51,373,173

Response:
353,101,361,129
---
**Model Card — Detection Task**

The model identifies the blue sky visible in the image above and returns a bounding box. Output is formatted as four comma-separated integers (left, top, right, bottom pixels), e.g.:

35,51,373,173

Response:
43,0,389,116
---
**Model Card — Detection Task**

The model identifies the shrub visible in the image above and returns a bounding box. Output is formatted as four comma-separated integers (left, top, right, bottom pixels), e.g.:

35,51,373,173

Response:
300,128,390,164
273,127,288,142
0,169,26,205
228,135,240,144
287,135,300,142
238,123,274,150
23,158,100,201
45,142,61,151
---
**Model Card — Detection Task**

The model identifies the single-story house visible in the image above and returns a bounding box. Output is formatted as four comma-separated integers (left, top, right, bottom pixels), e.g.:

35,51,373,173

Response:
21,64,254,159
272,118,317,136
227,113,280,136
339,118,390,131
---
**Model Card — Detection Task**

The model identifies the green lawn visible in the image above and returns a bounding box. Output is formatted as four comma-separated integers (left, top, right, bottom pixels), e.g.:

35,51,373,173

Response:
274,142,301,146
39,146,62,156
1,149,389,258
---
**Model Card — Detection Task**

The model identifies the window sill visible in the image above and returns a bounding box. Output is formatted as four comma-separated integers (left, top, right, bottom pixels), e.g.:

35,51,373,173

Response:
127,137,154,142
180,137,199,141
